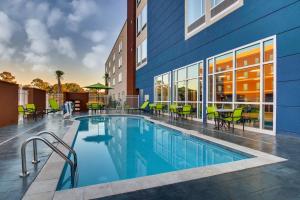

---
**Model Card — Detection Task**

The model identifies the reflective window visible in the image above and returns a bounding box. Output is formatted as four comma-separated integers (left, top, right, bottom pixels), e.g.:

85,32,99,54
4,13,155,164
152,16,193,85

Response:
188,79,197,101
207,37,275,132
236,66,260,102
154,72,170,104
177,81,186,101
187,0,205,26
236,43,260,68
215,53,233,72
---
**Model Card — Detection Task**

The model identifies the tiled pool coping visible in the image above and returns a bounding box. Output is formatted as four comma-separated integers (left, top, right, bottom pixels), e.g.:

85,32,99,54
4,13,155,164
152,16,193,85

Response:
22,114,287,200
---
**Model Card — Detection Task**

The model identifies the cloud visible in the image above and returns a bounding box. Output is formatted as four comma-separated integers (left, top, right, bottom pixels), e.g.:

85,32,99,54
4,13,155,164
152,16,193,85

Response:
47,8,63,27
31,64,54,73
82,44,106,69
83,30,106,43
53,37,76,58
0,43,15,60
0,11,15,43
67,0,98,31
25,19,52,54
0,11,16,60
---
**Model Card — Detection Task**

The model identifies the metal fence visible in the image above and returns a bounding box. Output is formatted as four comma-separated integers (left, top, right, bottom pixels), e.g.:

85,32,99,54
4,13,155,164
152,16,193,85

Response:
46,93,64,108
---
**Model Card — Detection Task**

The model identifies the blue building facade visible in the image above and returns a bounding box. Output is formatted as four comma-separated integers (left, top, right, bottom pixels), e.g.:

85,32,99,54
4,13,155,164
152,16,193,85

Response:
136,0,300,135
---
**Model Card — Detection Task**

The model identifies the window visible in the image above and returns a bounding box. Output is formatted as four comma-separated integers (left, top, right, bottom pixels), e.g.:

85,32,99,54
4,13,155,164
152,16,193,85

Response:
113,53,115,61
136,0,141,7
119,41,122,52
119,56,122,68
185,0,243,39
136,39,147,67
154,72,171,109
207,36,276,133
136,5,147,35
186,0,205,32
118,73,122,83
113,65,115,74
112,78,115,86
173,61,204,119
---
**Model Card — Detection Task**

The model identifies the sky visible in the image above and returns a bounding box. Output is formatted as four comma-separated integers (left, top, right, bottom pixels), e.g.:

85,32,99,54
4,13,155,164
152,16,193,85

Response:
0,0,127,86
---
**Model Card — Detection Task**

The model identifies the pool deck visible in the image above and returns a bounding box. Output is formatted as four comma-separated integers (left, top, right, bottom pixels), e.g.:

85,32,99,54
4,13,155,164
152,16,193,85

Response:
1,111,300,199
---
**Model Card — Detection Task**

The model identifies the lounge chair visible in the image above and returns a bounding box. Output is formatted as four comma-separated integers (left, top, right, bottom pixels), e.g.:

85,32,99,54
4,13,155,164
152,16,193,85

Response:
18,105,30,118
139,101,150,113
149,103,156,114
49,99,61,113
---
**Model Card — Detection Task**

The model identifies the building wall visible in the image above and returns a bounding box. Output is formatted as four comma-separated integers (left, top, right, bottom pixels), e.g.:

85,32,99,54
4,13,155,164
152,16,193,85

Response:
136,0,300,135
0,81,18,127
106,22,128,100
27,88,46,111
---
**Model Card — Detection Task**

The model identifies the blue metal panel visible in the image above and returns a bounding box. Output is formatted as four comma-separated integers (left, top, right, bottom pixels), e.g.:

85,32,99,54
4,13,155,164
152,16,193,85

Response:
136,0,300,134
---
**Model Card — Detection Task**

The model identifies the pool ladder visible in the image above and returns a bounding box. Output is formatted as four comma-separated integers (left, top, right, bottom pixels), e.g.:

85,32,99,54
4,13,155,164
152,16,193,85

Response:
19,131,77,186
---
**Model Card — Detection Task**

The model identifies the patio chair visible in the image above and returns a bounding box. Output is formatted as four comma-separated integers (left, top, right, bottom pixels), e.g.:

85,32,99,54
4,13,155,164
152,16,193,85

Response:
18,105,30,118
149,103,156,114
178,105,192,119
155,103,163,115
222,108,243,132
206,106,219,127
25,104,36,114
169,103,178,117
49,99,61,113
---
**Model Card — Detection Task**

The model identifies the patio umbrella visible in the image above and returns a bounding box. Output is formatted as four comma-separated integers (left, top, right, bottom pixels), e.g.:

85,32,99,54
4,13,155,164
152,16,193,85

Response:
84,83,113,103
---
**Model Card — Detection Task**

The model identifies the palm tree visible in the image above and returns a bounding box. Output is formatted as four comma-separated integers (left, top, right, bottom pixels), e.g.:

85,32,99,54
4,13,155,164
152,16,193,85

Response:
55,70,64,94
103,72,110,95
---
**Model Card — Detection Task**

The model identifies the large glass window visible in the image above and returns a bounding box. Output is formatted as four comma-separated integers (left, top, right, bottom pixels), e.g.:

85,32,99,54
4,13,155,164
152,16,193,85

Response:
137,5,147,34
207,37,276,133
154,72,171,108
136,39,147,67
173,62,204,119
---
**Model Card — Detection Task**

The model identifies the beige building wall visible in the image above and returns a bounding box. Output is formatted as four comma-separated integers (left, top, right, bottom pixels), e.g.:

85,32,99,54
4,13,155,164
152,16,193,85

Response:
105,22,128,101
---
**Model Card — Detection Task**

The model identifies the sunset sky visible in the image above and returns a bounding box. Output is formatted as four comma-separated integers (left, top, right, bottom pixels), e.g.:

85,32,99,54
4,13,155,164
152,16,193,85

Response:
0,0,127,86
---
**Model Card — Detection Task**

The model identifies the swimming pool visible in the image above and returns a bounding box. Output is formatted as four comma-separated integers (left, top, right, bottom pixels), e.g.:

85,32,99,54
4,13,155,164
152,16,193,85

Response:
57,115,250,190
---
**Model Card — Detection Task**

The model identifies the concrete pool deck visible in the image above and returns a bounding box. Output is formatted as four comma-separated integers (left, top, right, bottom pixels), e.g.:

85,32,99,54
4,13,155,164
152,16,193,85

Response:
0,111,300,200
21,114,286,200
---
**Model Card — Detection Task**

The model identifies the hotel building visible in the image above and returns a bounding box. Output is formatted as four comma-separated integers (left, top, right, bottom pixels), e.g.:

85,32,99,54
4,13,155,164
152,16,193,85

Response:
134,0,300,136
105,0,137,101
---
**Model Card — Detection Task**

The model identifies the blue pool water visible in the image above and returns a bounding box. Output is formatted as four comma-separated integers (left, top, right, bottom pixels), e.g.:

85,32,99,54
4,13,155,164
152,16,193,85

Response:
57,116,249,190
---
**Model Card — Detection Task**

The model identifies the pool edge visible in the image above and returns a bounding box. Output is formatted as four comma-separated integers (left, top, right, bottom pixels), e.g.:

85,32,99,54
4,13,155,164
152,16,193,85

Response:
22,114,287,200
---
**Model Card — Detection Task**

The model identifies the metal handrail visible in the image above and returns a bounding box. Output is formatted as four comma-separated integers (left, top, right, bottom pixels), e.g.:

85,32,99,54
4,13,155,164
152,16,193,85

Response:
35,131,77,170
19,136,76,186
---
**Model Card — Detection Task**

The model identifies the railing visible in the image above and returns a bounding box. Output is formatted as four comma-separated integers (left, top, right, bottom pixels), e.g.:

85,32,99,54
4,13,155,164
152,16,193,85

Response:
20,131,77,186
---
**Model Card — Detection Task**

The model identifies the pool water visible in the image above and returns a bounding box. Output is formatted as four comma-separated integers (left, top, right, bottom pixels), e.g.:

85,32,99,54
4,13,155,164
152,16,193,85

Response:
57,116,249,190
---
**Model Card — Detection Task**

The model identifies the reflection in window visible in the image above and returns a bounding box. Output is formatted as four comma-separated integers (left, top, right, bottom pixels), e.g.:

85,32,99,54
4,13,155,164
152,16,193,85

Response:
264,40,274,62
236,43,260,68
208,75,213,101
177,81,186,101
154,73,170,103
188,64,198,79
188,79,197,101
264,64,273,102
263,105,273,130
216,53,233,72
236,66,260,102
215,72,232,102
187,0,205,26
178,68,186,81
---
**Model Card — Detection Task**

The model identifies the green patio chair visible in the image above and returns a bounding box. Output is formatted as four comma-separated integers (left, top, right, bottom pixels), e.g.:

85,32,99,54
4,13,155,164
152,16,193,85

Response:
149,103,156,114
25,104,36,114
169,103,178,119
206,106,219,127
18,105,30,118
155,103,163,115
91,103,101,111
222,108,243,132
178,105,192,119
49,99,60,113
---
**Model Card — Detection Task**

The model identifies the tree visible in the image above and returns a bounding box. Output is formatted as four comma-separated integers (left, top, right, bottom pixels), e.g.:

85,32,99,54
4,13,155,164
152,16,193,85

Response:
103,73,110,86
31,78,51,91
64,83,84,93
0,71,16,83
103,72,110,95
55,70,64,94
